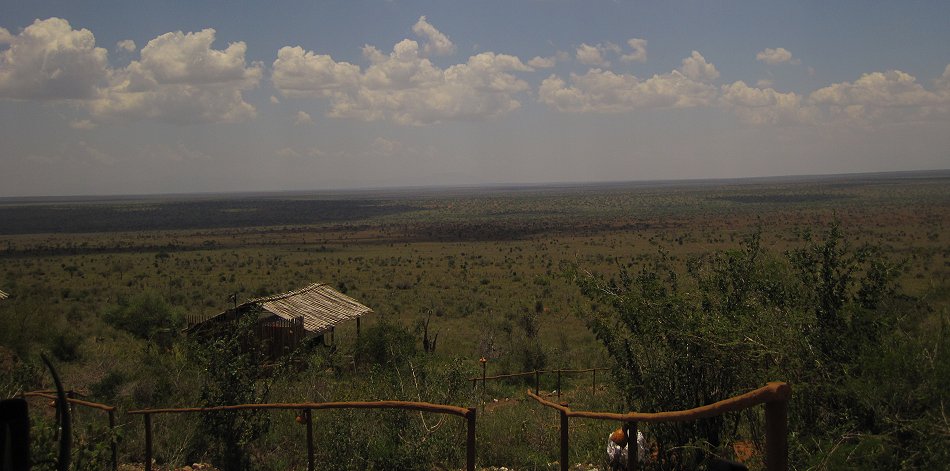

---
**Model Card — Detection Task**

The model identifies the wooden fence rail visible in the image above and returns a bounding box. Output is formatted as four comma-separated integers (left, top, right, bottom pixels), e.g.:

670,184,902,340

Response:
470,366,609,400
21,391,119,471
127,400,477,471
527,381,791,471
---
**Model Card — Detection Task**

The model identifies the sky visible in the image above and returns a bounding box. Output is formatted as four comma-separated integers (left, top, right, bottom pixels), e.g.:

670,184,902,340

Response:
1,1,949,197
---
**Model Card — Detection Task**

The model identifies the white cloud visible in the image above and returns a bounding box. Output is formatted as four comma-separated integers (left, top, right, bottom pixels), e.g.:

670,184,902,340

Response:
294,110,313,125
69,119,97,130
277,145,325,158
137,29,257,84
808,69,950,125
719,81,816,125
576,43,619,68
539,66,718,113
272,46,361,97
89,28,261,124
0,18,109,100
116,39,136,53
756,47,797,65
528,56,557,68
411,16,456,56
620,38,647,63
0,18,261,124
936,64,950,92
270,95,280,104
755,79,774,88
276,147,300,158
679,51,719,82
273,26,533,125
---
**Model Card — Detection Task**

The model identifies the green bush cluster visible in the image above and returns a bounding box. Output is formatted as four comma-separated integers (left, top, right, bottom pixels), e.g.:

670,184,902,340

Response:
572,224,948,468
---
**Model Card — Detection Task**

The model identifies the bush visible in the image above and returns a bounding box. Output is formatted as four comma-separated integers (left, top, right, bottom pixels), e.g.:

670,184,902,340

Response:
571,225,935,467
103,291,183,340
354,319,417,367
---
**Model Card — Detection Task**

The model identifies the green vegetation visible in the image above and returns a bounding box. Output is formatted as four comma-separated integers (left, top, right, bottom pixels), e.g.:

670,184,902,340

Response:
1,172,948,469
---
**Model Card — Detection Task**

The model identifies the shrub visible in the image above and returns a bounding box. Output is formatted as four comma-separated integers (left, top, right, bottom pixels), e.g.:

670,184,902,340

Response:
571,225,925,467
103,291,183,340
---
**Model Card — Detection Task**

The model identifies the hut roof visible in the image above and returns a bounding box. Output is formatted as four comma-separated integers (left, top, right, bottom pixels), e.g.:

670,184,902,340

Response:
242,283,372,333
0,289,8,300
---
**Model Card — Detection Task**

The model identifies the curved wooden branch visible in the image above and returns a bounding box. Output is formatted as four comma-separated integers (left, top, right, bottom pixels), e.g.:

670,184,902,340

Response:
526,382,790,423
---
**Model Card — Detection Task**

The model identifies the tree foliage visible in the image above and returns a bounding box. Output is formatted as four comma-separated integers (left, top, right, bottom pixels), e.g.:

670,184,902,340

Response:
571,224,945,468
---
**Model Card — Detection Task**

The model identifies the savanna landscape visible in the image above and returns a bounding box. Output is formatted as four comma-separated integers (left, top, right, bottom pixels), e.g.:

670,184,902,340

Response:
2,171,948,470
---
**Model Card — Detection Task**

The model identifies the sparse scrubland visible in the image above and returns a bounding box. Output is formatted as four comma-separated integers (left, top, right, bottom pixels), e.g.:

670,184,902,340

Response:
1,172,948,470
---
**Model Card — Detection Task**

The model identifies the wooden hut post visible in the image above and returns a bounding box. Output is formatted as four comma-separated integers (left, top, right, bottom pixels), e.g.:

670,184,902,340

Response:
559,407,569,471
304,409,314,471
109,409,118,471
466,407,477,471
625,422,639,471
356,316,361,337
765,398,788,471
144,413,153,471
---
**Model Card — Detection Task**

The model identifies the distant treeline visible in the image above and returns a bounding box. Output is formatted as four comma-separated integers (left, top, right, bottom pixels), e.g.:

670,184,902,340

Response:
0,199,418,234
712,193,851,204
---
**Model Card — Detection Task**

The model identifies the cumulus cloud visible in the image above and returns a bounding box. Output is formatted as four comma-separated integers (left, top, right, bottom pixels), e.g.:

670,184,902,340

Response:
576,42,620,67
720,67,950,127
528,56,557,68
294,110,313,125
137,29,257,84
538,65,718,113
411,16,456,56
0,18,261,124
679,51,719,82
0,18,109,100
69,119,97,130
808,69,950,124
89,28,262,124
116,39,136,53
273,22,533,125
620,38,647,63
756,47,797,65
720,81,816,125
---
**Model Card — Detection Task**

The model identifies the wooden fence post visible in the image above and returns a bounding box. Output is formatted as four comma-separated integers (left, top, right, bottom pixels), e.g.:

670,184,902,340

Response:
481,361,487,393
624,422,639,471
559,408,569,471
108,409,118,471
305,409,314,471
144,413,152,471
534,370,540,396
556,369,562,400
764,399,788,471
592,369,596,395
466,407,477,471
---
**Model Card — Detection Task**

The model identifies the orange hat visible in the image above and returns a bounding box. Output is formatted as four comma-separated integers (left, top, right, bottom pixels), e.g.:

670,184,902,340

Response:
610,428,627,446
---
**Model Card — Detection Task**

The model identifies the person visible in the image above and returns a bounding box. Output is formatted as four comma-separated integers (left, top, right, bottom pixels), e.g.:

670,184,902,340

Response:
606,426,648,469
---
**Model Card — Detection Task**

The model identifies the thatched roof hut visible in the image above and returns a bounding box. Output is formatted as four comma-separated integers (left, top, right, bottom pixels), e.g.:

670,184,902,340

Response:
192,282,373,335
0,289,8,300
243,282,373,334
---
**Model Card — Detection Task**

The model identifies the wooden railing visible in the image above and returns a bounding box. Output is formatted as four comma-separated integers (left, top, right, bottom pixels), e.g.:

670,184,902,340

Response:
127,400,477,471
471,365,609,400
527,382,792,471
21,391,120,471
